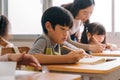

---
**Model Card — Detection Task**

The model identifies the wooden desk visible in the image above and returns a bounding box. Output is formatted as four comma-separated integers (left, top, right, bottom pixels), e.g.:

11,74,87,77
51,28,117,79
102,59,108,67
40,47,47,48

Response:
92,53,120,56
46,59,120,80
91,50,120,57
15,70,80,80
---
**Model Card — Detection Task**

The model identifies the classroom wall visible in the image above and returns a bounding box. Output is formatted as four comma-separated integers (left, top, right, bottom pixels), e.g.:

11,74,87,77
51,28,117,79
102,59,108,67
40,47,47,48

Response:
10,35,39,48
11,40,34,48
106,34,120,48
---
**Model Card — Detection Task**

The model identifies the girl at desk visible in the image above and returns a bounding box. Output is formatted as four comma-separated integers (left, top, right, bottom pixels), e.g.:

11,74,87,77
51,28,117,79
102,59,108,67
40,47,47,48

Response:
0,15,14,47
0,14,41,70
81,22,117,53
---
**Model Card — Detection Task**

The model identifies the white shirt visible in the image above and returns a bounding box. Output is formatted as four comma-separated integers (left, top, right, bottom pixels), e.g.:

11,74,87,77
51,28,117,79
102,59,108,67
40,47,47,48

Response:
69,19,84,36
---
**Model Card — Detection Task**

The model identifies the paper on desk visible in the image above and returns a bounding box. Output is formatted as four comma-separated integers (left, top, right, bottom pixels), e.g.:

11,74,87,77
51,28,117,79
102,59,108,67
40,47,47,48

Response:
103,49,120,54
79,57,106,65
0,76,15,80
0,62,16,76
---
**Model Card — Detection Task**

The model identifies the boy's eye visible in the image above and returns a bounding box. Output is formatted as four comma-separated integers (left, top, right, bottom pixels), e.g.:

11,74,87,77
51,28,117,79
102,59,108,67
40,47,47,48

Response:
61,28,65,30
59,25,70,31
60,27,68,31
60,28,70,31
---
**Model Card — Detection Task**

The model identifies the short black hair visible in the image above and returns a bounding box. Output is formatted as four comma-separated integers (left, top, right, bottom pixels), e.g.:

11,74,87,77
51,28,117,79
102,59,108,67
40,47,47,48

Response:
41,6,73,34
0,15,9,37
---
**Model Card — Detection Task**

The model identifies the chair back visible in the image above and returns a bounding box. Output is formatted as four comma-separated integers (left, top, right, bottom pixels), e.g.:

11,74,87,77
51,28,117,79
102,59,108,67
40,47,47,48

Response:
0,46,30,55
0,37,8,47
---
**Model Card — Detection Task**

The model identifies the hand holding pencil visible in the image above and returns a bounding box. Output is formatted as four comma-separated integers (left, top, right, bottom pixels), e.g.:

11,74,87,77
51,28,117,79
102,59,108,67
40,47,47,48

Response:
92,36,99,44
62,46,92,58
92,35,106,51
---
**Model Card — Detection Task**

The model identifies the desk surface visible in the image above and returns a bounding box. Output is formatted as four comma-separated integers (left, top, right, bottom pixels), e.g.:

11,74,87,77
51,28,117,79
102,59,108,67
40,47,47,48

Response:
15,70,80,80
46,58,120,74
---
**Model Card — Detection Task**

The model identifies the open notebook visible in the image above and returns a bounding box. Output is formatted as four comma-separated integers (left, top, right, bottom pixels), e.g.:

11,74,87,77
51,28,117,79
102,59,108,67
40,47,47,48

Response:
103,49,120,54
79,57,106,65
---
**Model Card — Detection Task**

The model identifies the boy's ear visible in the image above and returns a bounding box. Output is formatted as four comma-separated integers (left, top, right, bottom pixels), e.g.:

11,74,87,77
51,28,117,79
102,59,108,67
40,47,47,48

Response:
45,21,52,32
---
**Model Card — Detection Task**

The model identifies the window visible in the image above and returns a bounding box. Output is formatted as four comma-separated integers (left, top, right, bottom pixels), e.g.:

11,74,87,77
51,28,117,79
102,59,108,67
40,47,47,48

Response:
115,0,120,32
6,0,120,34
8,0,43,34
1,0,120,46
90,0,112,32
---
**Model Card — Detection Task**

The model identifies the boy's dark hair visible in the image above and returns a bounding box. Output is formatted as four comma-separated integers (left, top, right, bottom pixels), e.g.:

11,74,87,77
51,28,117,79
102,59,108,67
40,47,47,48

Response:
81,22,106,44
41,6,73,34
0,15,9,37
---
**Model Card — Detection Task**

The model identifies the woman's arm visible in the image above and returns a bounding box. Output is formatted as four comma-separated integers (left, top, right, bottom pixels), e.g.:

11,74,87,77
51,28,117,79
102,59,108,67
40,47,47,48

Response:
67,35,105,53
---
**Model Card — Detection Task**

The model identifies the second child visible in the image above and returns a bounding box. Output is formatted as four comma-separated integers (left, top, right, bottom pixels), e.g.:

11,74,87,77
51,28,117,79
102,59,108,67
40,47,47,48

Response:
81,22,117,52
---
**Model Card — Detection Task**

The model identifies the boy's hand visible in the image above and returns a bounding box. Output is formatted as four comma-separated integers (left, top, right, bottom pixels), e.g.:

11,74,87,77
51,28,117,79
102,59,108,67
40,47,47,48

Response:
67,49,85,62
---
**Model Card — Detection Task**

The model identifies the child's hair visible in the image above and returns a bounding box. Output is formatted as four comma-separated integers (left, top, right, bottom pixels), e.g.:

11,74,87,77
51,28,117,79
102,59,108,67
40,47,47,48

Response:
0,15,9,37
81,22,106,44
41,6,73,34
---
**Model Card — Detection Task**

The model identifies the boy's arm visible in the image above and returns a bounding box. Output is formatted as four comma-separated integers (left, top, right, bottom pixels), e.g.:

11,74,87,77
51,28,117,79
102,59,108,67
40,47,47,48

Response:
32,54,75,64
32,51,84,65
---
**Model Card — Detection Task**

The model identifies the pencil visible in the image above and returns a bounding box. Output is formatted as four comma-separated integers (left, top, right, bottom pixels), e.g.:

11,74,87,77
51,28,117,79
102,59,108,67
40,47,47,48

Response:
92,36,99,44
62,45,75,52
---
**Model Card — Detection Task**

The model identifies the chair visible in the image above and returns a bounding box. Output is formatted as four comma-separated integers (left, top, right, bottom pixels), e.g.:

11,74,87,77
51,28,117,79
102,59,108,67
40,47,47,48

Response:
0,46,30,55
0,37,8,47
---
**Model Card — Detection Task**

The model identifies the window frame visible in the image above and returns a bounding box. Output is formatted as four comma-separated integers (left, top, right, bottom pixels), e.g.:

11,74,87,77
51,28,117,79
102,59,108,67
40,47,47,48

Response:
0,0,52,40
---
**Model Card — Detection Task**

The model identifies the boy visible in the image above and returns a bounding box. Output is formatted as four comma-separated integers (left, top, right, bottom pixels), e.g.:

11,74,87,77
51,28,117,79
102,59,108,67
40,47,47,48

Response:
29,7,85,64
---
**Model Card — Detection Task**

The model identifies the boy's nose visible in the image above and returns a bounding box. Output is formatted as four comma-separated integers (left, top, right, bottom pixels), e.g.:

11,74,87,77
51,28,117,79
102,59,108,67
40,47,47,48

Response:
64,31,69,36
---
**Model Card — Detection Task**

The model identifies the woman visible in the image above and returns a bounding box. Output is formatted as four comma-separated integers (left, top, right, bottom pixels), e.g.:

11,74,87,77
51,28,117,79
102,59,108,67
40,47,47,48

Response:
62,0,105,53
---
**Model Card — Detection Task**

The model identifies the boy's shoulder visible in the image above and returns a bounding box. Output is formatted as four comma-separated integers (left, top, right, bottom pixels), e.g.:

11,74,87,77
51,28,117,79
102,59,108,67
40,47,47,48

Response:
36,34,49,41
34,34,51,45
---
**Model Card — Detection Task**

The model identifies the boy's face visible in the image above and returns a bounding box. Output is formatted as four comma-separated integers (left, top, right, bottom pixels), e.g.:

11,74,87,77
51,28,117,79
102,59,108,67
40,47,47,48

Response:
47,23,69,44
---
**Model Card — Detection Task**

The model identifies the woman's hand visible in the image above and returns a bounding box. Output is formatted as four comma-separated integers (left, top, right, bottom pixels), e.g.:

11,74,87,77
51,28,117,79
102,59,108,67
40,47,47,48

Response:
106,43,118,50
